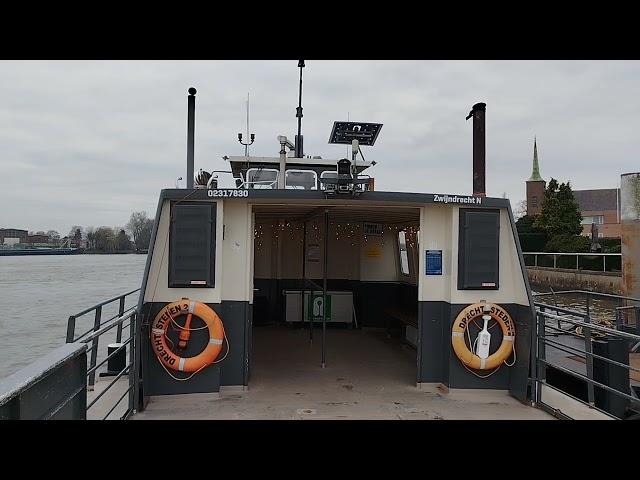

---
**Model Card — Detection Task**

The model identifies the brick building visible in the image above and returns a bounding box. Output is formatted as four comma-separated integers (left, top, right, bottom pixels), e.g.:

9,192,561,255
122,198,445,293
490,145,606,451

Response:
25,234,50,244
573,189,621,238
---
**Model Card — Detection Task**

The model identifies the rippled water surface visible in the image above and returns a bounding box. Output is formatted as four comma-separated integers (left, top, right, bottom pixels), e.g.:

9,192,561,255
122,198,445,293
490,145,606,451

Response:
0,255,146,379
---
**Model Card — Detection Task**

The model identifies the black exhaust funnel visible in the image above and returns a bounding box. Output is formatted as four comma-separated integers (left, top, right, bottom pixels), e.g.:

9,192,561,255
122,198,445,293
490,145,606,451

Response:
466,102,486,197
186,87,196,189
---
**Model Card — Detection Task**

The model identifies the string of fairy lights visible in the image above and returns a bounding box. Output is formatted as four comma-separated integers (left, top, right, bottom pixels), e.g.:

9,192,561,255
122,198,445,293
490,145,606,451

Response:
254,221,419,252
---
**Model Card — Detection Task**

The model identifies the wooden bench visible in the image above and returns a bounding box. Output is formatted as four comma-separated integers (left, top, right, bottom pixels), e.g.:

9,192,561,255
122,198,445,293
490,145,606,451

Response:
384,308,418,330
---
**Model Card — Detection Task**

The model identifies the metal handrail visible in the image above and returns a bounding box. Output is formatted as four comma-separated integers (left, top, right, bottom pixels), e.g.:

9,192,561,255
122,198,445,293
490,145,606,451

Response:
65,289,139,420
540,310,640,341
533,301,640,419
523,252,621,272
66,288,140,389
534,289,640,303
70,288,140,318
525,252,622,256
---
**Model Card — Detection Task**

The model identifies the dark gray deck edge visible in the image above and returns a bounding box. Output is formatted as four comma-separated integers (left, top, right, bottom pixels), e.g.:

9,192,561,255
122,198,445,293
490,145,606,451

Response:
0,343,86,405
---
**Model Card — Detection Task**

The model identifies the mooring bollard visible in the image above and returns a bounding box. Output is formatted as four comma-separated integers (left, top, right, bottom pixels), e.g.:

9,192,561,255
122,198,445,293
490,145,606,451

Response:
100,343,126,377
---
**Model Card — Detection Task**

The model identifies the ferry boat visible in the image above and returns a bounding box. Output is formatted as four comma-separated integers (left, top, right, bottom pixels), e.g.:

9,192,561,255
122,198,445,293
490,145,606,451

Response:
129,67,540,417
2,62,638,420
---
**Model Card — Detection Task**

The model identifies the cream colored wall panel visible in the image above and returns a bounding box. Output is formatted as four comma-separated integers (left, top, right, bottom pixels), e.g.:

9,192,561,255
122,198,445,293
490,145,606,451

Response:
450,208,529,306
254,221,274,279
221,201,252,301
419,205,452,302
144,199,223,304
360,228,398,281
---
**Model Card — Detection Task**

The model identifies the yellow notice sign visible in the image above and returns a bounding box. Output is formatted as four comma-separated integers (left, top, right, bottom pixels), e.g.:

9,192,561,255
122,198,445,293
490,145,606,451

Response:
364,246,382,258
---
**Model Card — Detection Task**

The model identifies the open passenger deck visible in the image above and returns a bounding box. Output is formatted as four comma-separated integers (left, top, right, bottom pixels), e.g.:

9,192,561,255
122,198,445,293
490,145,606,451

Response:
134,326,551,420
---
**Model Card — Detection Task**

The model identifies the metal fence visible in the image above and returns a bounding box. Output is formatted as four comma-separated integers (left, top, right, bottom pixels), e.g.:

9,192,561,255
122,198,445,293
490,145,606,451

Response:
523,252,621,272
66,288,140,420
532,290,640,419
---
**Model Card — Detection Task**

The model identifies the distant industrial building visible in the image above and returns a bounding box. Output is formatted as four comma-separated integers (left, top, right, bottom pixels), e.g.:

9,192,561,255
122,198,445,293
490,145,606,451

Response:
0,228,28,245
25,234,50,244
525,139,621,238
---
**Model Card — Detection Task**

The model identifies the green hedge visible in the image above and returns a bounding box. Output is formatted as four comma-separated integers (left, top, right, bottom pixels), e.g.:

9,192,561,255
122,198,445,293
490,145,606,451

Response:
518,232,547,252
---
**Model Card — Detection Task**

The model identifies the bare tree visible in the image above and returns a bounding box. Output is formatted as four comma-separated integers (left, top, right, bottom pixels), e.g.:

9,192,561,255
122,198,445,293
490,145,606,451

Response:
514,200,527,220
68,226,83,239
126,211,154,251
46,230,60,244
85,226,95,250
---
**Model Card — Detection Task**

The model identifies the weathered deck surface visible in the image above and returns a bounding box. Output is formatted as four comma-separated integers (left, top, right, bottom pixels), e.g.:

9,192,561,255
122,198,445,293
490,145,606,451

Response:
133,327,552,420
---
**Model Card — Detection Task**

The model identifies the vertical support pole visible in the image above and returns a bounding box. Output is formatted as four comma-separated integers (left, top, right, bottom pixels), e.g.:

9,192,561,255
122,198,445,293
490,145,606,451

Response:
301,221,312,342
576,254,579,270
88,306,102,389
535,254,538,267
553,255,557,269
128,312,136,413
278,140,287,189
537,308,546,404
603,255,606,272
116,296,125,343
322,210,328,368
186,87,196,189
583,310,595,406
133,308,141,413
294,60,305,158
66,316,76,343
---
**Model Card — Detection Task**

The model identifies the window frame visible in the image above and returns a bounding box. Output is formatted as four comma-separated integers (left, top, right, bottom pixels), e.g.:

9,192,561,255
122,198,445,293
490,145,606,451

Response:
398,230,410,277
246,168,279,189
285,169,318,190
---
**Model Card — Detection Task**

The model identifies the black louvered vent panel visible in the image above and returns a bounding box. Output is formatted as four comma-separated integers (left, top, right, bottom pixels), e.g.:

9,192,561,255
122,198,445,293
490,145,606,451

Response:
169,203,215,288
458,209,500,290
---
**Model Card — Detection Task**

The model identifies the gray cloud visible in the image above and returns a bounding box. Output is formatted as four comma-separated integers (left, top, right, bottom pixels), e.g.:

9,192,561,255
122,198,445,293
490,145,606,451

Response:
1,60,639,234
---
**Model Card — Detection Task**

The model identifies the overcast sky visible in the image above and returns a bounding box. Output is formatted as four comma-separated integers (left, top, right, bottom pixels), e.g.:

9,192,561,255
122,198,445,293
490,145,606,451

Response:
1,60,639,234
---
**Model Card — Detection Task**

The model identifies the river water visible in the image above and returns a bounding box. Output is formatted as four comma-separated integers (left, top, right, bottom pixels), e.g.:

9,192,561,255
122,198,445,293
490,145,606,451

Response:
0,254,146,379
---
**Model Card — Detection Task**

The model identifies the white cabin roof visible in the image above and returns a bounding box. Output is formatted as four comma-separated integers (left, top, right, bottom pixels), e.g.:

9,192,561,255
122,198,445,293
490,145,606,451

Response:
226,156,373,169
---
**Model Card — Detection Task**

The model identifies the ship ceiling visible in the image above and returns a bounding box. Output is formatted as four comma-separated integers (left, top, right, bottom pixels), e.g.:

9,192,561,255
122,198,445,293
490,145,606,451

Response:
252,204,419,224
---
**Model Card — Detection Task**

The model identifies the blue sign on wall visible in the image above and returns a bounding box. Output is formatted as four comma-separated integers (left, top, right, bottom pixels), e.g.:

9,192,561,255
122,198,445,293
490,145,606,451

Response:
426,250,442,275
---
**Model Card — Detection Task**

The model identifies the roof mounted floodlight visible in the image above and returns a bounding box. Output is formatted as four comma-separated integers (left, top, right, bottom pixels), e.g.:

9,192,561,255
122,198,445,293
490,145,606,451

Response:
328,121,383,146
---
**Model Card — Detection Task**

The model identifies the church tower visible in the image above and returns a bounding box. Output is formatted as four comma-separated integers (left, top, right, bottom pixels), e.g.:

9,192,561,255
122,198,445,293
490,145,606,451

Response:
526,137,546,216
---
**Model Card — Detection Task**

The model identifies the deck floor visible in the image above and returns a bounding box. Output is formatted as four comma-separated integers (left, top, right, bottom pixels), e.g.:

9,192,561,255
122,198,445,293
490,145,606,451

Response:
133,326,552,420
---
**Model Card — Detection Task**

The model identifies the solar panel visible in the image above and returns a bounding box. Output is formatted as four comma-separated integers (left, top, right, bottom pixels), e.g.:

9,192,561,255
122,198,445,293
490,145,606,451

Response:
328,121,383,146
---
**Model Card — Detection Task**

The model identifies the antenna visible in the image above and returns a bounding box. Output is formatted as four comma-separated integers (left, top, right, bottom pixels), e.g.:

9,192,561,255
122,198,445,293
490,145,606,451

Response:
294,60,305,158
238,93,255,157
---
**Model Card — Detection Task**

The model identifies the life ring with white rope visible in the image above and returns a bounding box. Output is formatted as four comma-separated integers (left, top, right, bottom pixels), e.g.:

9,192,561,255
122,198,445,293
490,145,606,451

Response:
451,302,515,371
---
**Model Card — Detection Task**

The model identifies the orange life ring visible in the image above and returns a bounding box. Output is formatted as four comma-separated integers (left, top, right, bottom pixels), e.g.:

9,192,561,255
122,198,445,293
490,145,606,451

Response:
451,302,515,370
150,299,225,373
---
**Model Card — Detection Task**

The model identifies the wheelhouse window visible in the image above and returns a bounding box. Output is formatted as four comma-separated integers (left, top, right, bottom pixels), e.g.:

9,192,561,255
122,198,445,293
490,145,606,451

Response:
320,171,337,190
246,168,278,189
285,170,318,190
398,230,409,275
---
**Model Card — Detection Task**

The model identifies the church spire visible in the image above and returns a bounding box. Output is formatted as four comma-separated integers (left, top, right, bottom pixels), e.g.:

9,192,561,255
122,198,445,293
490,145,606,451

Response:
528,136,543,182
